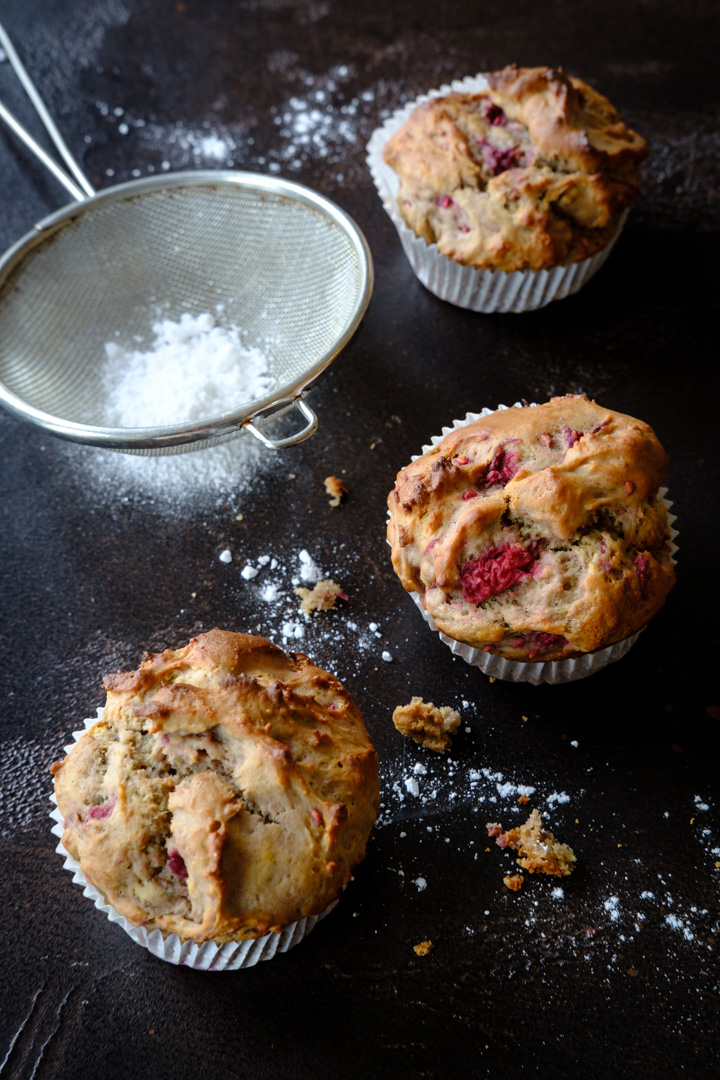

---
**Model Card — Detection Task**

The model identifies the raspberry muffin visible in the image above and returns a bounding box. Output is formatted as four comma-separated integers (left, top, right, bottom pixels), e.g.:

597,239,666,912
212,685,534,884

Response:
382,64,646,272
367,66,647,311
51,629,379,954
387,397,675,674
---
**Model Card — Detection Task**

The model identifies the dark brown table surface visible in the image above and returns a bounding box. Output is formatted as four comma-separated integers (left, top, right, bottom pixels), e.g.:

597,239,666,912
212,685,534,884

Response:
1,2,718,1077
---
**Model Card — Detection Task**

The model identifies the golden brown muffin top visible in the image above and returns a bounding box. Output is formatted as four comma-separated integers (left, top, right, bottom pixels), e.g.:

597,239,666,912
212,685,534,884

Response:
382,66,647,271
387,397,675,659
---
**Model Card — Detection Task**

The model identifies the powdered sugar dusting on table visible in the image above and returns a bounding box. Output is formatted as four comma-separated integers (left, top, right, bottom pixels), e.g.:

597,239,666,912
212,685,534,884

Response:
224,542,386,675
58,425,271,512
376,744,719,984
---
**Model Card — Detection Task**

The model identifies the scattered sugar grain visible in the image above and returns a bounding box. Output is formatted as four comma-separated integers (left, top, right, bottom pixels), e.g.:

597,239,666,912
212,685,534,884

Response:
218,549,232,564
298,549,323,583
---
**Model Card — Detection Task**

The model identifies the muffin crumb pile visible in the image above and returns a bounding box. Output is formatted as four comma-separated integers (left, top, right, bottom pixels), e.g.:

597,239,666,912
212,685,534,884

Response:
488,808,576,878
295,579,348,614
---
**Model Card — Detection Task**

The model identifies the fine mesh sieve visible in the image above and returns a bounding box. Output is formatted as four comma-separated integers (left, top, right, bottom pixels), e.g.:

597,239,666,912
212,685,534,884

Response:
0,23,373,454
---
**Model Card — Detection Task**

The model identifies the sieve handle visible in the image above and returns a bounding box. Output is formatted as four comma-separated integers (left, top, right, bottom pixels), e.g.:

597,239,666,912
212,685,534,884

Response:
243,397,318,450
0,19,95,201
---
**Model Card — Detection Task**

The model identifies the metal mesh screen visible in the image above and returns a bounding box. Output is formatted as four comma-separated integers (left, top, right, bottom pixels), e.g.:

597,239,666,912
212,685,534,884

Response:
0,181,364,439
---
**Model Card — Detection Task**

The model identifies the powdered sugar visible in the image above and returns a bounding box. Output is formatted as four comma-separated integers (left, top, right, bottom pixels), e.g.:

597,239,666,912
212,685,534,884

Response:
227,543,392,679
270,68,370,172
102,312,275,428
57,425,271,512
49,309,284,512
298,549,323,584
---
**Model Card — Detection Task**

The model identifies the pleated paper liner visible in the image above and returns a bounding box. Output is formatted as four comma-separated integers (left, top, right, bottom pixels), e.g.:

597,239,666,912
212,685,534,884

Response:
50,709,337,970
399,404,678,684
367,75,629,314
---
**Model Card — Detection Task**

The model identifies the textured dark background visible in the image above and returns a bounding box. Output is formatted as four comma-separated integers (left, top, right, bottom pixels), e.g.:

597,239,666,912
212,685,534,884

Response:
1,2,718,1078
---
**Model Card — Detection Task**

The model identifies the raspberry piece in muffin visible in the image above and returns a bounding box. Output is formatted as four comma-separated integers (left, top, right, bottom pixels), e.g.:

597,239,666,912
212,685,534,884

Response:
460,543,538,604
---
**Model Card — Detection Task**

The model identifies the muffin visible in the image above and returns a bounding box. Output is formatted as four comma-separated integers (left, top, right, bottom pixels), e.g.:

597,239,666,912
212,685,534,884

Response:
387,396,676,672
51,629,379,953
382,64,646,272
367,66,647,311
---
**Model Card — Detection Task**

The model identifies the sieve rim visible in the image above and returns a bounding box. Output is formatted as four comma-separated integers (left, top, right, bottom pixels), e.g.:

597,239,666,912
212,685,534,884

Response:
0,170,373,451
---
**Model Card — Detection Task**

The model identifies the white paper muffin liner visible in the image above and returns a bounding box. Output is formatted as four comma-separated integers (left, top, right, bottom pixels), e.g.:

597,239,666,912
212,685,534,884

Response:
50,709,337,970
366,75,629,314
395,403,678,685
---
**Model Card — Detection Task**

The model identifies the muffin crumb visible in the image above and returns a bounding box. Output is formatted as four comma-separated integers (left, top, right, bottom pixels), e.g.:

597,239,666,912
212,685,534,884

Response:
503,874,525,891
413,940,433,956
393,696,461,752
324,475,348,507
488,809,576,877
295,579,348,615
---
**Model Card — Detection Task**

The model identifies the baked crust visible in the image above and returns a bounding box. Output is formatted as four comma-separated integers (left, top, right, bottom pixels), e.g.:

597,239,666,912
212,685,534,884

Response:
52,629,379,943
382,65,647,271
387,396,675,660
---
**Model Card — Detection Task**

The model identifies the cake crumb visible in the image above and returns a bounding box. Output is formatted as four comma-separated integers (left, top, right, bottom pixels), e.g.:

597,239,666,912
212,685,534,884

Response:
392,696,461,752
487,808,576,878
503,873,525,891
324,475,348,507
413,940,433,956
295,579,347,615
517,794,530,805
